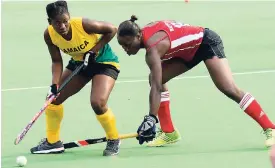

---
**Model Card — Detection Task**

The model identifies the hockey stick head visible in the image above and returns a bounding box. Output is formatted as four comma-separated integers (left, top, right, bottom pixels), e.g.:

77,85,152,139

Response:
14,95,56,145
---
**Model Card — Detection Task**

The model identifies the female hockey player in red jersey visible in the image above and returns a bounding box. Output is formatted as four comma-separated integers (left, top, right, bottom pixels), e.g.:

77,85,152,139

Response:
117,15,275,147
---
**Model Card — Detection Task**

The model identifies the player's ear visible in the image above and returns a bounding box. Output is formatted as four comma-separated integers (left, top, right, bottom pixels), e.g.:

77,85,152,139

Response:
137,33,142,40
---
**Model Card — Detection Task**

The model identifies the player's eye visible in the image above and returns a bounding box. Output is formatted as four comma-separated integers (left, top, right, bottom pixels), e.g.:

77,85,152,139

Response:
55,20,61,24
63,20,69,24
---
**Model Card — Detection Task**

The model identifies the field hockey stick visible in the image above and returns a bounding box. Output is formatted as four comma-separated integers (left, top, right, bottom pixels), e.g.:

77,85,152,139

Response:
14,63,85,145
64,133,138,149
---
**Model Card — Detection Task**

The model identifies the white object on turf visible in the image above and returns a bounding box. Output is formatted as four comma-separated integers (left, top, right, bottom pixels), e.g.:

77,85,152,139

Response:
16,156,27,167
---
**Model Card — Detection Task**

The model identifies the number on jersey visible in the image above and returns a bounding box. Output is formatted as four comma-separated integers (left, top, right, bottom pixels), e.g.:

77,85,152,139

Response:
164,21,190,32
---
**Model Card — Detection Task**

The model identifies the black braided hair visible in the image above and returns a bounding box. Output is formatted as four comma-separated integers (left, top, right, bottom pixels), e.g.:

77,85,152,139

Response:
46,0,69,22
118,15,141,37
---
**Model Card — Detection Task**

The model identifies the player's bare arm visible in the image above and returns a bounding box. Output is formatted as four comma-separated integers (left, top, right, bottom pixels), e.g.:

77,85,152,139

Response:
82,18,117,53
145,47,162,116
44,29,63,85
145,32,170,116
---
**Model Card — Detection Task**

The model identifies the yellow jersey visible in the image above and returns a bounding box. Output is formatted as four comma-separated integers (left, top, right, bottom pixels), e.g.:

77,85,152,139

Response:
48,17,101,61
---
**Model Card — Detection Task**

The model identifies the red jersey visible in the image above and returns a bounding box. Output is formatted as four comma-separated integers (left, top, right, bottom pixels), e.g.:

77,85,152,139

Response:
142,20,204,62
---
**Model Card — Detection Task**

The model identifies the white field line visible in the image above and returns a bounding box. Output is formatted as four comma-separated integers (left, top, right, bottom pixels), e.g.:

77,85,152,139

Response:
1,69,275,92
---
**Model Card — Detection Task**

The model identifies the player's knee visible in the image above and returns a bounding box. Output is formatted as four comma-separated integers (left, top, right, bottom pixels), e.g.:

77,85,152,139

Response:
90,97,107,115
218,85,244,102
51,91,68,105
51,99,63,105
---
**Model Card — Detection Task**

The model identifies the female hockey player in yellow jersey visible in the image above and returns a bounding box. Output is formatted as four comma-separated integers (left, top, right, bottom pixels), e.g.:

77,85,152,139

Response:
30,1,120,156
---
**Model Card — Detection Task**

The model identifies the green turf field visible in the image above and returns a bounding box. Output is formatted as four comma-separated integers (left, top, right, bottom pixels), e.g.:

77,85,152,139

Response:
2,1,275,168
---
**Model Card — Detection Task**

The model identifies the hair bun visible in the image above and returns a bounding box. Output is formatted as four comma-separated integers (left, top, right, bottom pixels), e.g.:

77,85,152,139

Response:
130,15,138,22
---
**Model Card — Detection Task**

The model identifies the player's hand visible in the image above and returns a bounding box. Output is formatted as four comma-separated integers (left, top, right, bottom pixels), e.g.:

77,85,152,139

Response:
46,84,58,100
83,51,97,69
137,114,158,145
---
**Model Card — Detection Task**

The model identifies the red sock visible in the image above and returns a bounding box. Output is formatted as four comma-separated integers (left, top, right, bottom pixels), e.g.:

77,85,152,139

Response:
239,93,275,130
158,91,175,133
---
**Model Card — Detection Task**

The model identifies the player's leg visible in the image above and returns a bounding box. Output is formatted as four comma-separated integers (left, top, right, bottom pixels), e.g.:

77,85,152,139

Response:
147,58,189,147
203,28,275,147
31,60,90,154
89,63,120,156
158,84,175,133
